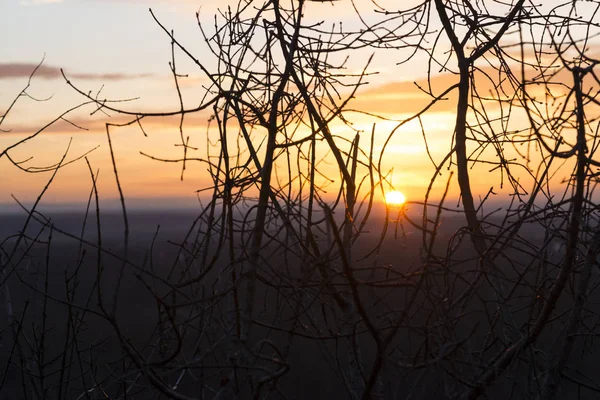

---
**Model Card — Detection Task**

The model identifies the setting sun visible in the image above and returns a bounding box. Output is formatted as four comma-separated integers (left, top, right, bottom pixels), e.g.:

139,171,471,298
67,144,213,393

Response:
385,190,406,206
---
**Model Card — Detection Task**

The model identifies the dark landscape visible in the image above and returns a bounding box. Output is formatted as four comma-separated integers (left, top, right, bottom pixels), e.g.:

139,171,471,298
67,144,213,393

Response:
1,207,596,399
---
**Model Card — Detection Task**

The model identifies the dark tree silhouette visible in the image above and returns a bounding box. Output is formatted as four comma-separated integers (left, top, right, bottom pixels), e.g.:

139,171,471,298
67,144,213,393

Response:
2,1,600,399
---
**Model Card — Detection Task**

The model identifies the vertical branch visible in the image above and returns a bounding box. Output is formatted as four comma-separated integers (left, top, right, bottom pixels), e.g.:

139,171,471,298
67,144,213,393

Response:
539,68,592,400
467,67,591,400
434,0,485,253
106,124,130,317
344,134,365,399
242,0,305,341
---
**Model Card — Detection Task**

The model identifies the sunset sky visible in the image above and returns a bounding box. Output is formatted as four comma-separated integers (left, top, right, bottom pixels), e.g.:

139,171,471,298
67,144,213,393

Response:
1,0,596,212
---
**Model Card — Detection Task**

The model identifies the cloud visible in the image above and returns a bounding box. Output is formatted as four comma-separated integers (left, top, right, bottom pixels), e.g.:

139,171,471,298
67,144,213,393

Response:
0,63,153,81
2,112,213,136
350,60,561,116
19,0,65,5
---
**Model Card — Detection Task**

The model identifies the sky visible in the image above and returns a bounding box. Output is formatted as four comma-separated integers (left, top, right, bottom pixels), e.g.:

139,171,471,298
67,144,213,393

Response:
1,0,597,213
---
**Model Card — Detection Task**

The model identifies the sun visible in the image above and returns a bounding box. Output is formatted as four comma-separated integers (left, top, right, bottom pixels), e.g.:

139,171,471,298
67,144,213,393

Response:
385,190,406,206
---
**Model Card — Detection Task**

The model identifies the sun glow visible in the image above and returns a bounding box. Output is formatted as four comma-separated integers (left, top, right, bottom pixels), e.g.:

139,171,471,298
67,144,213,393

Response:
385,190,406,206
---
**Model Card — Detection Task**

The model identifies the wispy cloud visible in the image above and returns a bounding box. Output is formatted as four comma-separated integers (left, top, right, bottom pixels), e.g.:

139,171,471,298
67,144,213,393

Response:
2,112,212,136
19,0,66,5
0,63,153,81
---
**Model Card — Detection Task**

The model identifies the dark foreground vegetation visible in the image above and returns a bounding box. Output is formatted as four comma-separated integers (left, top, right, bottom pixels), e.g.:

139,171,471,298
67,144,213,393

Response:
1,209,598,399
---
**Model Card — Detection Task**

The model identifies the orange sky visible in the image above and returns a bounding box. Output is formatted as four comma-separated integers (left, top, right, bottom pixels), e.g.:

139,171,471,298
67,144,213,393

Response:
0,64,573,211
2,0,598,213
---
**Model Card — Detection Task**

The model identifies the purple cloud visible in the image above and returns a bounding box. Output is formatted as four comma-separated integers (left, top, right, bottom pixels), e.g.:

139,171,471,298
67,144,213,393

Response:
0,63,153,81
